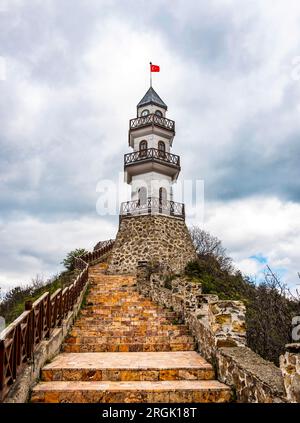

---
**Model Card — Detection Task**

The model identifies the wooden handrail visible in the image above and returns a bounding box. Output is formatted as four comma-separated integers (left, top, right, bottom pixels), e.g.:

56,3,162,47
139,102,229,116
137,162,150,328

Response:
0,239,114,402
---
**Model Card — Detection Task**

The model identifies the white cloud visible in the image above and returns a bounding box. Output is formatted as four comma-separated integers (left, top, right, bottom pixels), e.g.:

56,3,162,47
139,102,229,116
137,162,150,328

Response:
0,57,6,81
1,1,300,293
0,215,116,290
198,196,300,288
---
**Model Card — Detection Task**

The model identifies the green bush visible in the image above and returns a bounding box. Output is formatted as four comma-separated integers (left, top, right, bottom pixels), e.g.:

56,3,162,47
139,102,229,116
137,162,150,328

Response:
61,248,88,271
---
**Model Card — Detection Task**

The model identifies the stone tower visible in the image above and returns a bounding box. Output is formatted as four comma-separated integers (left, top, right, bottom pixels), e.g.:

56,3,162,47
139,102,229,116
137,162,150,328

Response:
108,86,197,274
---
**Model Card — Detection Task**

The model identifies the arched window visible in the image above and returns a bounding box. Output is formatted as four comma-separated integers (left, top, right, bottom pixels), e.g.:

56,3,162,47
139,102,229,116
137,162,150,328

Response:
138,187,147,206
141,109,149,117
155,110,163,117
158,141,165,158
139,140,148,157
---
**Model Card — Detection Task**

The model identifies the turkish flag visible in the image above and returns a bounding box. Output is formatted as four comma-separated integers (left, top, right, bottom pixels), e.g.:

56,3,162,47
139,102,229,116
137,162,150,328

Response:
150,64,160,72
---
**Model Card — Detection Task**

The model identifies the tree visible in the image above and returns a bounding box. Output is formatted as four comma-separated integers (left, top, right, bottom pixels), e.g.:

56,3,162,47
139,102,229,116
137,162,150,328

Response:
61,248,88,271
246,266,300,365
189,226,233,272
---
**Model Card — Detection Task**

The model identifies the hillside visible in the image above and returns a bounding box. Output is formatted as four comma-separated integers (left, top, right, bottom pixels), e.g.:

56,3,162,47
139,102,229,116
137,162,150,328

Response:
185,227,300,365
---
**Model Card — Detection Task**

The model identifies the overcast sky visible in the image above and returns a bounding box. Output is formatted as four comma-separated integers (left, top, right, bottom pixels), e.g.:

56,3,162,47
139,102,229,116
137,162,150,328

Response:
1,0,300,293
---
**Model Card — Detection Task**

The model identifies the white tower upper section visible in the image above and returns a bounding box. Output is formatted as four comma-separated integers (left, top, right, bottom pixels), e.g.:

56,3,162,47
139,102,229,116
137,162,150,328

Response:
121,87,184,220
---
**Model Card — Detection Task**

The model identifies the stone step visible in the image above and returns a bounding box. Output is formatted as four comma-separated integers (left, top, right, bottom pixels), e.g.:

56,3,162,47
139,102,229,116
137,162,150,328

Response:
73,323,188,330
31,380,231,403
87,295,155,310
65,335,195,345
71,325,185,333
78,310,177,317
69,328,189,337
84,301,165,308
89,284,137,289
63,342,196,353
81,307,178,316
76,316,180,324
41,352,215,382
89,279,136,284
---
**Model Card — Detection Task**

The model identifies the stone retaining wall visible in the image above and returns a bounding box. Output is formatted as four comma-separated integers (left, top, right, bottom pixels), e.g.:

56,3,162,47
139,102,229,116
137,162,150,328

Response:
280,343,300,403
217,347,286,402
107,215,197,274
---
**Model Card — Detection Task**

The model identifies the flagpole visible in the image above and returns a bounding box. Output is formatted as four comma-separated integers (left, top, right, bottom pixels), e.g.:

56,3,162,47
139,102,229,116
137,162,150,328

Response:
149,62,152,87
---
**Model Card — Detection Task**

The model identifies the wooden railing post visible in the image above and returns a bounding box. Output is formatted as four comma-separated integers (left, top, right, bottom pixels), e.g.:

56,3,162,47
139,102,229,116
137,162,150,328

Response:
24,301,33,361
46,293,51,339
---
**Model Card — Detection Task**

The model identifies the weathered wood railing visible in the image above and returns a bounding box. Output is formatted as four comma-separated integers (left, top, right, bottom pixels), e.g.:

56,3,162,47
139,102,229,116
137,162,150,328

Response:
0,239,114,402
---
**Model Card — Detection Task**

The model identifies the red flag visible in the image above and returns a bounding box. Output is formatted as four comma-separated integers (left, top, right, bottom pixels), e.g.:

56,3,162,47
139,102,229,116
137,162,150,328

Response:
150,64,160,72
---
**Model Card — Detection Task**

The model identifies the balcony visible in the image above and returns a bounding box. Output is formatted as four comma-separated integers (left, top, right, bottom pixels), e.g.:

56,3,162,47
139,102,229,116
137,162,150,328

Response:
125,148,180,167
124,148,180,183
120,197,185,221
129,114,175,147
130,114,175,132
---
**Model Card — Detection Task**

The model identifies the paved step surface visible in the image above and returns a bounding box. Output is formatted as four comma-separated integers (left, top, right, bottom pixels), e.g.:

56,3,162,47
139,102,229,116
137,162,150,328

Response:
31,263,231,403
41,351,215,381
31,380,231,403
63,273,193,353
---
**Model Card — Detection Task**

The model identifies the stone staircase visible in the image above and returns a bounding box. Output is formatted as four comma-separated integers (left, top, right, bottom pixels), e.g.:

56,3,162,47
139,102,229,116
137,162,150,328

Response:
31,263,231,403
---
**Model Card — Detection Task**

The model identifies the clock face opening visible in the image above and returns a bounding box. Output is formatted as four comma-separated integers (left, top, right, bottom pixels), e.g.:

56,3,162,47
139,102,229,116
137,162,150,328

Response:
155,110,163,117
141,109,149,116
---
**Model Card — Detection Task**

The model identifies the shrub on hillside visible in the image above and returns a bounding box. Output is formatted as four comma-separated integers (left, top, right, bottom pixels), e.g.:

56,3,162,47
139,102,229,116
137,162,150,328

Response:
61,248,88,271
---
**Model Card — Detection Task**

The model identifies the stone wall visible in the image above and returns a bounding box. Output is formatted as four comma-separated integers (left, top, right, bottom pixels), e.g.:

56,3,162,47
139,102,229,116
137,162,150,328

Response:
138,270,246,359
280,343,300,402
217,347,285,402
107,215,197,274
136,264,289,403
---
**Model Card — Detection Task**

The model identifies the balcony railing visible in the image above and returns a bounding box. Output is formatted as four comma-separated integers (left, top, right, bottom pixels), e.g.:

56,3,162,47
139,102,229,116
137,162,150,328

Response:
124,148,180,168
129,114,175,132
120,197,185,220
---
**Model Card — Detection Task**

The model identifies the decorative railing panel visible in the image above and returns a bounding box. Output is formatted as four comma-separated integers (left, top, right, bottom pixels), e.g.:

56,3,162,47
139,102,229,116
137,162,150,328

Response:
120,197,185,221
129,114,175,132
0,239,114,402
124,148,180,168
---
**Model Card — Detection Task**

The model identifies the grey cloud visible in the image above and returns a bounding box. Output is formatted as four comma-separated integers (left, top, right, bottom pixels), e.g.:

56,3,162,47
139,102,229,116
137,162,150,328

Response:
0,0,300,289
